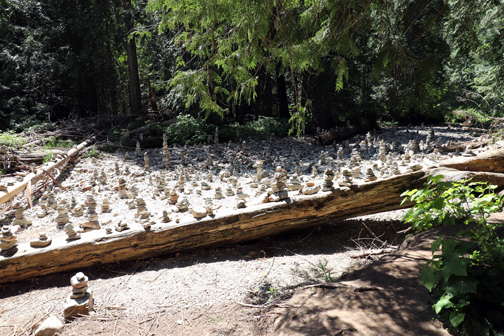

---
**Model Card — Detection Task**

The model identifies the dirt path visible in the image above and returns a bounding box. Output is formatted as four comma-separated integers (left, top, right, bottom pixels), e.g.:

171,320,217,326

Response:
0,216,460,336
270,226,459,336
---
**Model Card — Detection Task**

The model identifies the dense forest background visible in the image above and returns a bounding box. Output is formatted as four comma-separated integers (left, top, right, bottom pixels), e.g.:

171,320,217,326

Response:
1,0,503,133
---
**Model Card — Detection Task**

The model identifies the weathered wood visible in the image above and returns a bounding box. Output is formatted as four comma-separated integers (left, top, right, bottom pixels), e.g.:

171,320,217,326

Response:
0,171,426,284
0,140,90,207
17,150,66,164
430,167,504,188
439,148,504,173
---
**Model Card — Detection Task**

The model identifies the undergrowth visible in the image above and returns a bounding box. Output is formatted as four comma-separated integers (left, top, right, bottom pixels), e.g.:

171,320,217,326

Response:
402,175,504,335
107,114,291,145
0,131,27,149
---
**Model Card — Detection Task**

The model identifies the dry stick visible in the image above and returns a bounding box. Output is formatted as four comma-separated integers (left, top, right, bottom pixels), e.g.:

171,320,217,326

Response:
112,317,120,336
41,169,66,191
26,180,33,209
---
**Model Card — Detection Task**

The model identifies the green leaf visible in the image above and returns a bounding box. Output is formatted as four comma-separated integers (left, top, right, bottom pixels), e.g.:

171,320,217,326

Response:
431,236,443,254
449,312,465,327
434,294,453,314
441,253,469,282
421,265,436,292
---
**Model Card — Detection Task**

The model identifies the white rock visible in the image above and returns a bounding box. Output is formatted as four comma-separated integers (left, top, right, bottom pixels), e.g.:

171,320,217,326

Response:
34,315,63,336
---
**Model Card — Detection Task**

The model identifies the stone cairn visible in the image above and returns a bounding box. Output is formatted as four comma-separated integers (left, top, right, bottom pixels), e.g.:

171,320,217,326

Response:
118,177,128,199
0,226,17,251
161,210,171,223
101,198,111,213
269,166,288,201
72,203,84,217
136,197,150,219
322,169,335,192
176,197,189,212
30,232,52,248
364,168,378,182
115,220,130,232
214,187,224,199
55,200,70,228
287,174,302,191
135,141,141,157
144,152,150,171
168,189,179,205
225,186,234,196
12,201,31,228
339,169,353,187
64,272,93,320
64,223,80,241
255,160,264,181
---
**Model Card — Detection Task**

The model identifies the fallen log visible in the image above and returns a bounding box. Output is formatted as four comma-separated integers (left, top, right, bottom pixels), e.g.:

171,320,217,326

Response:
0,140,90,208
439,148,504,173
430,167,504,188
3,162,504,284
0,170,427,284
17,150,66,164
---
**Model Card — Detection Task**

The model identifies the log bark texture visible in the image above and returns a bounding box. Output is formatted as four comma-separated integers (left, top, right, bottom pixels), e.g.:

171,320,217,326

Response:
439,148,504,173
0,171,426,284
0,140,90,207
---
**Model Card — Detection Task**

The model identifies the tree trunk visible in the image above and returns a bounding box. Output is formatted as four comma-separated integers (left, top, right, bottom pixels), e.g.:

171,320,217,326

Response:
276,64,289,119
123,0,143,115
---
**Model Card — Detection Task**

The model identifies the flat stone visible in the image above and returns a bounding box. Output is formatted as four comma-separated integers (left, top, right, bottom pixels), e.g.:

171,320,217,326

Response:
190,207,207,219
34,315,63,336
63,291,93,320
71,272,88,288
30,239,52,248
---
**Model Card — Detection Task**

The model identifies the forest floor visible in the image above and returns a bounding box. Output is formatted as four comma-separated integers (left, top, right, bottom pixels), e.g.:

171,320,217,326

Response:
1,212,457,336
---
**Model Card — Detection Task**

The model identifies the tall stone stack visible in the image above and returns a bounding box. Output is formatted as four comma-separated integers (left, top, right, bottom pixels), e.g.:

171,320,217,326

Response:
135,141,141,157
144,152,150,171
255,160,264,181
118,177,128,199
0,226,17,251
64,272,93,320
269,166,288,201
12,201,31,228
64,223,80,241
55,201,70,228
322,169,335,192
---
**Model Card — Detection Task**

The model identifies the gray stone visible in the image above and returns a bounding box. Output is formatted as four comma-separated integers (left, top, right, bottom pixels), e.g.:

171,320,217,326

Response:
63,291,93,320
34,315,63,336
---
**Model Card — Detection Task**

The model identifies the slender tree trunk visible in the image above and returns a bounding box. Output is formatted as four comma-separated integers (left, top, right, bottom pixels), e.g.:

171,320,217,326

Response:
122,0,142,115
263,72,273,117
276,63,289,119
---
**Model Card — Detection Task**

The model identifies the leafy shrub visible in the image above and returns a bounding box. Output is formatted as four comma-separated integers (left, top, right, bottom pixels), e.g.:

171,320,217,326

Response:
0,131,27,149
43,137,74,148
164,114,213,145
246,116,290,137
402,175,504,335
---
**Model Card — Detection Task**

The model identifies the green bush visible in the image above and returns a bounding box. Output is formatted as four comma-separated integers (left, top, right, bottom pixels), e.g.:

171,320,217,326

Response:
246,116,291,137
0,131,27,149
402,175,504,335
164,114,213,145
